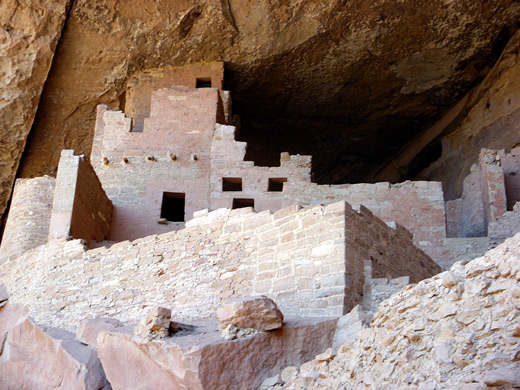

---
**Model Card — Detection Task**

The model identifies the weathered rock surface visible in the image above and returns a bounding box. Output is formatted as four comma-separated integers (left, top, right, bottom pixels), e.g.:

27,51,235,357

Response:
331,305,371,351
77,317,124,348
217,296,284,332
419,30,520,199
12,0,520,197
264,233,520,389
0,283,8,308
0,0,71,221
135,306,172,339
97,317,336,390
0,303,110,390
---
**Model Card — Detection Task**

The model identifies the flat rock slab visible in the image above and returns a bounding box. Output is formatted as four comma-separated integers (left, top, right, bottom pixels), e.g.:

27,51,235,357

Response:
97,316,337,390
0,303,110,390
77,317,125,348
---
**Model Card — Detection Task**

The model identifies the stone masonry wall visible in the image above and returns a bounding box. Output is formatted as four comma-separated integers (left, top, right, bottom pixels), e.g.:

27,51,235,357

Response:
0,202,439,331
362,259,410,314
48,151,112,245
283,180,448,265
209,124,312,212
125,62,225,132
446,149,511,239
479,149,507,232
91,87,225,241
458,167,485,237
0,176,55,263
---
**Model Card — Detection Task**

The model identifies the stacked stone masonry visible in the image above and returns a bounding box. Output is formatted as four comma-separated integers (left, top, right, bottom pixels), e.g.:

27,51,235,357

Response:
2,64,520,272
0,176,55,262
0,202,439,331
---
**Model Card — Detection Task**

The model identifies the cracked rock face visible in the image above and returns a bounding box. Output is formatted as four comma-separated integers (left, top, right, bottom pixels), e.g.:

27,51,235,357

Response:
2,0,520,222
0,0,71,223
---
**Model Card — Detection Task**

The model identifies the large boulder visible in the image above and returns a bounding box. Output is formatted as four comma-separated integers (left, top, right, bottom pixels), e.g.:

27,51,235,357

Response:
0,303,110,390
216,296,284,332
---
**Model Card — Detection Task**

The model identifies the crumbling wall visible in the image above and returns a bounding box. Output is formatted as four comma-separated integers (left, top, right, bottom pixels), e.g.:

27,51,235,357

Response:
0,176,55,262
446,149,509,238
48,151,112,245
502,146,520,210
458,167,486,237
265,233,520,390
0,202,440,330
210,124,312,212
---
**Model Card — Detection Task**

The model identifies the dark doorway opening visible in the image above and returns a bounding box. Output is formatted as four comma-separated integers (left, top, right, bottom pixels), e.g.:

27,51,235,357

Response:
232,198,254,210
160,192,185,222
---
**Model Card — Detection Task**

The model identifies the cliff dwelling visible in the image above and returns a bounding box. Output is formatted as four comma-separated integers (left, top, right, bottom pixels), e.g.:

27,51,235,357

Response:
1,1,520,389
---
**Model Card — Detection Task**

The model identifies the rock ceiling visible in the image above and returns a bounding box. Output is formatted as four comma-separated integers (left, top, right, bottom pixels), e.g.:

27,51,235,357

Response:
2,0,520,221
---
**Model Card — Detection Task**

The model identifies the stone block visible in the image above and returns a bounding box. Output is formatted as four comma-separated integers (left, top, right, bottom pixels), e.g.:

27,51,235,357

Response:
217,296,283,331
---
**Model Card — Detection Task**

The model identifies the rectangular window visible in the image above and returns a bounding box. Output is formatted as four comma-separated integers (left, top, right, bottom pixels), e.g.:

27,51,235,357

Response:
232,198,254,210
222,177,243,192
196,78,212,88
268,178,287,192
160,192,185,222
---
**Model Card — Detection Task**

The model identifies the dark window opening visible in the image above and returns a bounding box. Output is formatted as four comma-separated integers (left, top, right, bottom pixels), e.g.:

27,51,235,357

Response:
222,177,243,192
196,78,212,88
232,198,254,210
160,192,185,222
268,178,287,192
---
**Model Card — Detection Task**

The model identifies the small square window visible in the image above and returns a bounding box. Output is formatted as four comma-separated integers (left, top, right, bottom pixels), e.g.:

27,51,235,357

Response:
232,198,254,210
160,192,185,222
196,78,212,88
268,178,287,192
222,177,243,192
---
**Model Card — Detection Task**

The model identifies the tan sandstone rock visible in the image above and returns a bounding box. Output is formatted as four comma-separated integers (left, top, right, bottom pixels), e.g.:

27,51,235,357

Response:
263,233,520,389
97,316,336,390
77,317,124,348
135,306,172,339
0,0,71,220
0,303,110,390
217,295,284,332
0,284,8,308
